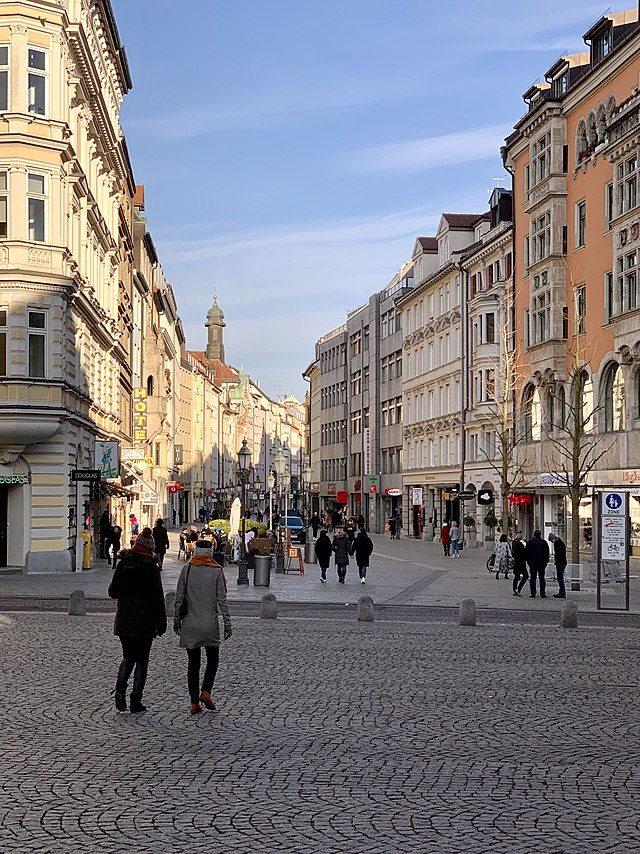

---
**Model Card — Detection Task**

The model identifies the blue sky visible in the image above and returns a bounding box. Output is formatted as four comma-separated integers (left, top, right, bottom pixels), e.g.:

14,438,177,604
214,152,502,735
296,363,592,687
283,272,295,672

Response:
112,0,609,400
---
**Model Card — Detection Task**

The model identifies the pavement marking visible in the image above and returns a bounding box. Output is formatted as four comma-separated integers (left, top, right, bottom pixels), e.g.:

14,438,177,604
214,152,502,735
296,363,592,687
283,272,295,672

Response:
384,569,450,605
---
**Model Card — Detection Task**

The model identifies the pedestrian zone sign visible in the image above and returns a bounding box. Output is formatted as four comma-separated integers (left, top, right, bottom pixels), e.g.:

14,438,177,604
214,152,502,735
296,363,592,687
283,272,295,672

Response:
602,492,627,516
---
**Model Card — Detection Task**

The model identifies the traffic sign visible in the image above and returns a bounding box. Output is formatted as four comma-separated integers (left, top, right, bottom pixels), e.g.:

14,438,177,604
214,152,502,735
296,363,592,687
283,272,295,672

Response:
477,489,494,505
457,491,476,501
601,517,627,559
601,491,626,516
71,469,101,482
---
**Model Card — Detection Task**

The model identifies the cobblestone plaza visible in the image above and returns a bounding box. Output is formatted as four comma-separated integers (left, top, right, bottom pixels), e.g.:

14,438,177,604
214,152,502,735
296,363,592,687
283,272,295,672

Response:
2,607,640,853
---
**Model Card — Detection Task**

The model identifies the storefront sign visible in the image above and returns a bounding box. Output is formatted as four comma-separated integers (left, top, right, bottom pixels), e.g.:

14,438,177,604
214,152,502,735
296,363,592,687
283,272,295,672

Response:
363,428,371,475
93,441,119,480
122,448,145,462
621,470,640,484
70,469,101,482
0,474,30,484
133,387,148,446
385,488,402,496
412,487,423,506
327,483,336,495
538,473,573,487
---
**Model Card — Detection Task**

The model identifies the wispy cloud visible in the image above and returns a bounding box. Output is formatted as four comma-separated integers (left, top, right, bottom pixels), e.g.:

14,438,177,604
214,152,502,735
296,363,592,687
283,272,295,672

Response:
125,78,427,139
342,124,511,174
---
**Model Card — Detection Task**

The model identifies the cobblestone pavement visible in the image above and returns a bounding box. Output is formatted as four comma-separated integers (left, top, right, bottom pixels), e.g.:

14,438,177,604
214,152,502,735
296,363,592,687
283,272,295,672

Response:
2,611,640,853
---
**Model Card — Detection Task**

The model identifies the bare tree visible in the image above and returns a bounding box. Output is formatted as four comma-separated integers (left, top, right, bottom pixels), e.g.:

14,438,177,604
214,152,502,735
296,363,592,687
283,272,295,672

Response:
541,291,614,563
474,301,530,534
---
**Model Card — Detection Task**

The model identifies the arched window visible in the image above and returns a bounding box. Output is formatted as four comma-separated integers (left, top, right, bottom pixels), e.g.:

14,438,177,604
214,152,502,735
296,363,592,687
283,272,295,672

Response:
576,120,588,162
606,95,616,119
146,374,154,396
522,384,541,441
576,369,594,433
596,104,607,144
556,385,566,429
603,364,626,431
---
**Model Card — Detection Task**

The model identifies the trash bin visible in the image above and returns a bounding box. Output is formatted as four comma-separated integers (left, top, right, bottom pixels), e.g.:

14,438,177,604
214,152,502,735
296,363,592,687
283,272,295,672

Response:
253,554,271,587
304,542,317,564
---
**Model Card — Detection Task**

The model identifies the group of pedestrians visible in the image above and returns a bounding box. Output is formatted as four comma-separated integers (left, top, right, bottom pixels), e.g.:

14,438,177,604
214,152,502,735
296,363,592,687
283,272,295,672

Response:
440,521,460,557
108,528,231,716
494,529,567,599
313,522,373,584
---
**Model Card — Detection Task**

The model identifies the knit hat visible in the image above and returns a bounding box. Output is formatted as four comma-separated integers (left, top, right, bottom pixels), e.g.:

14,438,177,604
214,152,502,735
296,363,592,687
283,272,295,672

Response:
135,528,155,552
194,539,213,556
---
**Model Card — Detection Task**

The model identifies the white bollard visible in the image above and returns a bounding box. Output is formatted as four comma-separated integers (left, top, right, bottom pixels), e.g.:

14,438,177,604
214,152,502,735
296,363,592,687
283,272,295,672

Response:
260,593,277,619
69,589,86,616
560,601,578,629
357,596,375,622
459,598,476,626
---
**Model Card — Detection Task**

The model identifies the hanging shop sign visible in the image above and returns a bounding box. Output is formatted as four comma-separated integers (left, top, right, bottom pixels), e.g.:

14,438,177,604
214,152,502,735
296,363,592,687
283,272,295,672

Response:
133,387,148,446
121,448,145,462
363,428,371,476
412,487,423,506
70,469,101,482
93,440,119,480
385,488,402,497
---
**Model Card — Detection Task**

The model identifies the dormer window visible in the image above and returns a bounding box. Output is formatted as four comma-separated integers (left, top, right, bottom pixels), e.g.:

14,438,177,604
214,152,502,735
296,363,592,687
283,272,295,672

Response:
592,26,612,63
553,70,568,97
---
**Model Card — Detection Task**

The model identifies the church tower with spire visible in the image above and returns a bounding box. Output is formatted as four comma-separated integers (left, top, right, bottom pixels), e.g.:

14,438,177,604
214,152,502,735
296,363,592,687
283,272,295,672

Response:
205,292,225,361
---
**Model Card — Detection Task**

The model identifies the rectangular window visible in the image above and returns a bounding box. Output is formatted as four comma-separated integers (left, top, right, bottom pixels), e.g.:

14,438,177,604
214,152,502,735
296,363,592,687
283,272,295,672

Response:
576,287,586,335
605,182,614,231
0,46,8,112
576,201,586,248
0,170,7,239
485,312,495,344
524,236,530,271
27,173,45,242
0,308,6,376
605,271,614,321
350,330,361,357
593,27,612,63
534,293,550,343
533,211,551,262
532,131,551,185
27,47,46,116
28,309,46,378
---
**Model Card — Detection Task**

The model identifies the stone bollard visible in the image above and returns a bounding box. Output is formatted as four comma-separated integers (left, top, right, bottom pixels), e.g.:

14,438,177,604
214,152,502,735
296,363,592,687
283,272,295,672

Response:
260,593,277,620
459,598,476,626
357,596,375,622
69,589,86,616
164,591,175,618
561,601,578,629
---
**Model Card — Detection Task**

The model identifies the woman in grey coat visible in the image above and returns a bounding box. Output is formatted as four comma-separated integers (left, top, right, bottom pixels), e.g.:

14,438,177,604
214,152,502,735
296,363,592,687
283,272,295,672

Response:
332,528,350,584
174,540,232,715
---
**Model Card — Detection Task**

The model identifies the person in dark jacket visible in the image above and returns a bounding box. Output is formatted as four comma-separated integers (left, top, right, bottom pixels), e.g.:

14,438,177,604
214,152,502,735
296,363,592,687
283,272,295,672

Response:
314,529,332,583
152,519,170,569
350,527,373,584
310,512,321,539
108,528,166,713
332,528,350,583
356,512,366,529
548,533,567,598
526,529,550,598
106,525,122,566
345,517,357,545
99,510,112,559
511,532,528,596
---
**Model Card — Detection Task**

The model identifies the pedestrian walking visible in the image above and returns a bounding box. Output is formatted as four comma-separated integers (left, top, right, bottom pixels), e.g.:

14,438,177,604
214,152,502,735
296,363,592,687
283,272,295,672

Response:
493,533,512,580
526,529,550,598
441,522,451,556
332,509,341,531
174,540,232,715
324,509,332,532
389,517,398,540
106,525,122,566
350,527,373,584
129,514,139,548
332,528,350,584
449,521,460,557
311,511,321,539
108,528,166,713
548,533,567,599
345,517,357,545
99,510,112,559
152,518,170,570
314,529,332,583
356,512,365,530
511,532,529,596
178,528,188,560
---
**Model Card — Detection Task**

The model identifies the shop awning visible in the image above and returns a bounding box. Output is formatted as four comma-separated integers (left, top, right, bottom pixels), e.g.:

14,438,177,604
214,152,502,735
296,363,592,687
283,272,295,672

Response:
96,482,139,499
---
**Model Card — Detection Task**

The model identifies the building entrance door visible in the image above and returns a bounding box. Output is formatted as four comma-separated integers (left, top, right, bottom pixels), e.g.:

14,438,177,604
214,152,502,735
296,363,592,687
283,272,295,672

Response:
0,486,7,566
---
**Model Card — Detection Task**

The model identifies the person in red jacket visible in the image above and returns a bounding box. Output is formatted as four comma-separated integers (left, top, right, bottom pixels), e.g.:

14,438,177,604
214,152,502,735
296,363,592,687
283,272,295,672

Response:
441,522,451,557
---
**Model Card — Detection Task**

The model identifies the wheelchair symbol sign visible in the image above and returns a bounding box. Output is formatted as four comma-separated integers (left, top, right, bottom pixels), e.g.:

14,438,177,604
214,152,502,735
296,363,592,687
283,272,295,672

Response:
602,492,626,516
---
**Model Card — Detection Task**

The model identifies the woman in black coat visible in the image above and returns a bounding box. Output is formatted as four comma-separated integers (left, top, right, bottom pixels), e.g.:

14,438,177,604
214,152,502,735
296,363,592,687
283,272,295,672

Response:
350,528,373,584
511,532,528,596
314,529,332,583
332,529,350,584
108,528,166,713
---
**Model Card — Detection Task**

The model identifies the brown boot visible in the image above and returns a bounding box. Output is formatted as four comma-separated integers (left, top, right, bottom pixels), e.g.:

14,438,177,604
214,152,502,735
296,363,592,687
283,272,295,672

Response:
190,703,202,715
199,691,216,711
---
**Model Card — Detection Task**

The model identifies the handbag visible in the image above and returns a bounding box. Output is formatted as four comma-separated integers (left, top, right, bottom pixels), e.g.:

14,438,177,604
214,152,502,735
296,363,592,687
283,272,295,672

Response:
178,564,191,620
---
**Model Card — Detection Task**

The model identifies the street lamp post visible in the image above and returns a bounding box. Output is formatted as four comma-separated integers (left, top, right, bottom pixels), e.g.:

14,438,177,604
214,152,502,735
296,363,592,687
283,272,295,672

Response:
237,438,251,587
273,448,287,571
254,478,262,520
303,463,312,525
282,469,291,552
267,472,275,533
